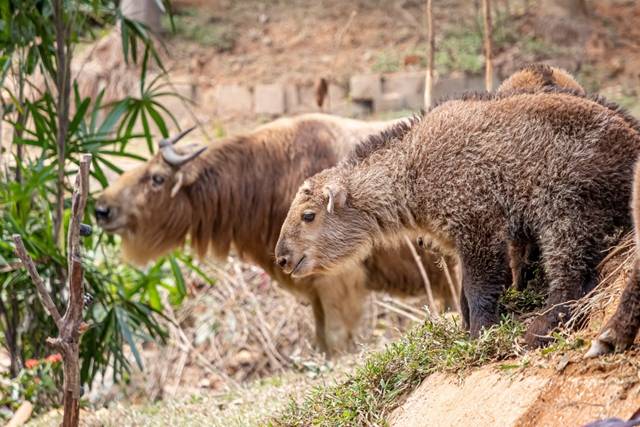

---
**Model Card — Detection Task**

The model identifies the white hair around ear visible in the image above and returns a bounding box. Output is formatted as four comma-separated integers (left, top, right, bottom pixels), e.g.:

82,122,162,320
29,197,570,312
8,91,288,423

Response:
170,172,184,198
323,182,347,214
327,190,335,213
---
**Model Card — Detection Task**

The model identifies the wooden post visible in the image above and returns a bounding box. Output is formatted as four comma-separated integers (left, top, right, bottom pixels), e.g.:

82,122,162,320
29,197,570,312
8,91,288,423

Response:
13,154,92,427
424,0,434,108
482,0,494,92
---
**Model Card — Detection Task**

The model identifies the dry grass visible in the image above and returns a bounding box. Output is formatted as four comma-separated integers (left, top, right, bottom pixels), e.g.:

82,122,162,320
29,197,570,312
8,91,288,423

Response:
567,232,635,335
82,253,428,408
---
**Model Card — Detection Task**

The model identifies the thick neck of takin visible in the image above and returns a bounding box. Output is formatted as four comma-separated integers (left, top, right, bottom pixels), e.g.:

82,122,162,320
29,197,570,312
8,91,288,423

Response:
341,146,455,255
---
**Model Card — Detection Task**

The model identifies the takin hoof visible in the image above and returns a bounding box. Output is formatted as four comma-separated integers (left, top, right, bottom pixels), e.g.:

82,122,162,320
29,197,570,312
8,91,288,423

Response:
524,315,555,348
584,327,633,358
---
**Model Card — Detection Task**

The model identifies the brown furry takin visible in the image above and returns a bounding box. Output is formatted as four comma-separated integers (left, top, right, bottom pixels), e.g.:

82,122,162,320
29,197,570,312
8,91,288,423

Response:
586,160,640,357
276,90,640,347
496,64,586,291
497,63,585,96
95,114,458,355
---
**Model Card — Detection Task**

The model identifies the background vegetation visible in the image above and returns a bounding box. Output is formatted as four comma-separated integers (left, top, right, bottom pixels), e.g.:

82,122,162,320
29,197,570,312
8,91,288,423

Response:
0,0,203,417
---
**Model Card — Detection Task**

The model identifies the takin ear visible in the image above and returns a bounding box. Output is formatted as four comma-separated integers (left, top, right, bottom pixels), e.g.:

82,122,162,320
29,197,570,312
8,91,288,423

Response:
323,182,347,214
170,167,201,198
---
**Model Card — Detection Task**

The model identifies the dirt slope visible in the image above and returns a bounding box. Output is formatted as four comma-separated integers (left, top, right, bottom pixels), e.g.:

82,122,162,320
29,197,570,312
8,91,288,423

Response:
391,350,640,427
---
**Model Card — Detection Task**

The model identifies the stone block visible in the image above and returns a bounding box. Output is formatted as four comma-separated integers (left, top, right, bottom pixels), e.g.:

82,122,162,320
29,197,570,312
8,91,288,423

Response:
350,74,382,101
432,77,467,101
254,83,286,115
383,71,425,110
212,84,252,115
374,92,405,112
297,85,322,113
284,84,301,113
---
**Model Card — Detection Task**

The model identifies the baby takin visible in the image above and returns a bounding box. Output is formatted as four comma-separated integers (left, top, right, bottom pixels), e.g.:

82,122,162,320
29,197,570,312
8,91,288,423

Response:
276,89,640,347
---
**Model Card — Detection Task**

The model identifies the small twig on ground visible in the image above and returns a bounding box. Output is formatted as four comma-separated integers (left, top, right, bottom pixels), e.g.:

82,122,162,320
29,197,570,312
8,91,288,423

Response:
404,236,438,315
232,261,289,370
374,299,424,323
381,296,428,319
440,256,461,313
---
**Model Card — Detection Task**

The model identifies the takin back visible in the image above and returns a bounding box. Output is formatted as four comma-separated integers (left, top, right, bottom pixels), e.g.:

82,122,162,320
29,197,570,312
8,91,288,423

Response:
275,89,640,347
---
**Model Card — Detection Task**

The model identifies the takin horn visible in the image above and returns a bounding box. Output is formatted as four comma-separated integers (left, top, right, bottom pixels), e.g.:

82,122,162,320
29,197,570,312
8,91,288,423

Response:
158,127,205,167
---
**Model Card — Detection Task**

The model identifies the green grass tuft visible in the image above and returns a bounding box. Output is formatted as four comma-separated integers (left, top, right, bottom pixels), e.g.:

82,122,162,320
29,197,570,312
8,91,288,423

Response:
270,316,524,426
164,9,237,52
499,286,547,316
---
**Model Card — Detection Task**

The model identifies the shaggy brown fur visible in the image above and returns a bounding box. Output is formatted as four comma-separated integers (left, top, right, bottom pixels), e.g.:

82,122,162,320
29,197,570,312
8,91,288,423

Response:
276,90,640,347
496,64,585,291
587,161,640,357
96,114,458,354
497,64,585,95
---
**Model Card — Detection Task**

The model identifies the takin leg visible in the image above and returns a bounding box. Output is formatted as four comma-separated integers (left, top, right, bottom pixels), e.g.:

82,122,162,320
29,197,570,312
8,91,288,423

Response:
586,261,640,357
458,238,512,337
508,240,542,291
460,286,470,330
524,225,605,348
308,288,329,354
313,270,368,356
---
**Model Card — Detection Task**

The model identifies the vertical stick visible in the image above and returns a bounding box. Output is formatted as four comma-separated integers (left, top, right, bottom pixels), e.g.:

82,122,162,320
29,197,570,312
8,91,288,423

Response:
482,0,494,92
13,154,92,427
424,0,434,108
52,0,72,248
404,236,439,317
440,256,461,314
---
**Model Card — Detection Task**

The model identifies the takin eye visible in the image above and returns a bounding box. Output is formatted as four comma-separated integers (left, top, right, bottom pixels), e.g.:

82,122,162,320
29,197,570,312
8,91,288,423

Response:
302,211,315,223
151,174,165,186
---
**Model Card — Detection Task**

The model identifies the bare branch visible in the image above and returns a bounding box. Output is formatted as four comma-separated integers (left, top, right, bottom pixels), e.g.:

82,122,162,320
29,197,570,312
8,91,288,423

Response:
12,235,63,329
403,236,439,316
424,0,434,108
440,256,461,314
482,0,494,91
63,154,90,331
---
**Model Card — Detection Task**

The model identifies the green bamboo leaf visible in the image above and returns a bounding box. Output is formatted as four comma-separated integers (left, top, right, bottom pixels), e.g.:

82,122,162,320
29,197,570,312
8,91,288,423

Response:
169,255,186,299
116,308,144,370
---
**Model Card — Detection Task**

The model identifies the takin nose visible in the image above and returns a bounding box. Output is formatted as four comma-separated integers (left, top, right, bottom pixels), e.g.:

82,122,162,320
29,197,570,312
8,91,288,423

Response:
276,254,290,269
275,243,291,270
94,205,111,222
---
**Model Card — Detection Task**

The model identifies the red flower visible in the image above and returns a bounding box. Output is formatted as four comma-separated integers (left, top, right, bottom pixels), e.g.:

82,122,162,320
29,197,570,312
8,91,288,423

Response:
45,353,62,364
25,359,39,369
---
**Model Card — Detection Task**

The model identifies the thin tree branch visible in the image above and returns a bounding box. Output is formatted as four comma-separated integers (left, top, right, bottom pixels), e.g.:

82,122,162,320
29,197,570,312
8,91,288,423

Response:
12,235,63,329
482,0,494,91
439,256,461,314
404,236,439,316
52,0,73,247
424,0,434,108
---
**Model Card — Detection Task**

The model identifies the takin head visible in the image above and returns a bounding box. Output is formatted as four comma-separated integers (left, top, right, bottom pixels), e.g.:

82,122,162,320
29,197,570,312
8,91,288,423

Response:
95,128,206,265
275,170,374,278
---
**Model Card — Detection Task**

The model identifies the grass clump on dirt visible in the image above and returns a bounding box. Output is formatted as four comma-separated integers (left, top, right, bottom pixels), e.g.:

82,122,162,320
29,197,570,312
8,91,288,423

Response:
271,315,524,427
499,286,547,315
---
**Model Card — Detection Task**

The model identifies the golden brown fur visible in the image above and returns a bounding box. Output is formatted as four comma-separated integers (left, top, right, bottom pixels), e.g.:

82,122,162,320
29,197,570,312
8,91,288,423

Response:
96,114,459,354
